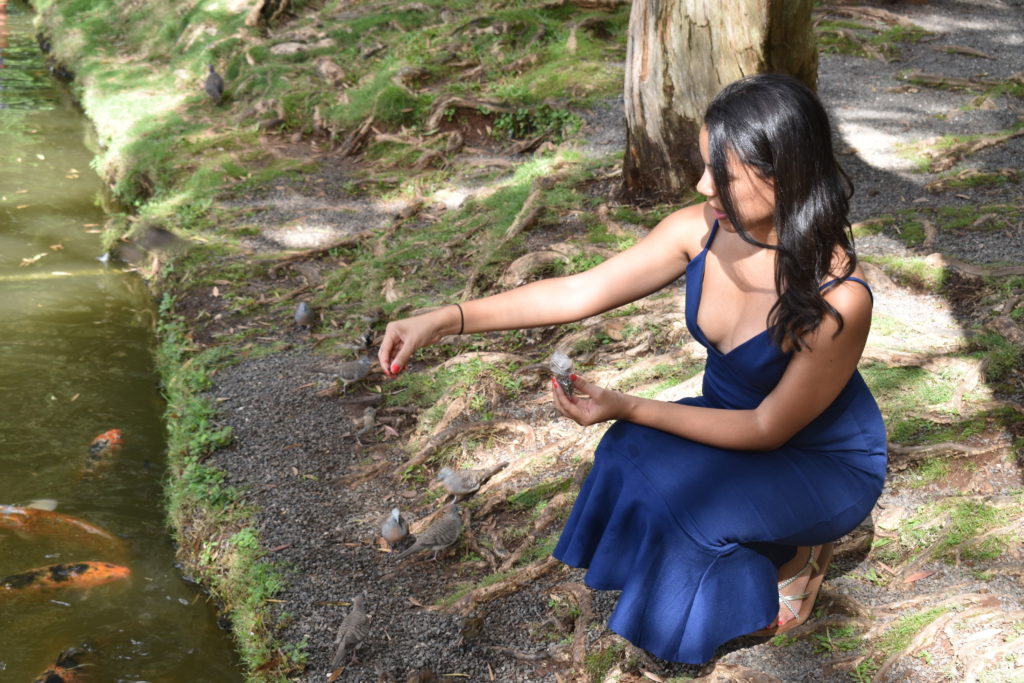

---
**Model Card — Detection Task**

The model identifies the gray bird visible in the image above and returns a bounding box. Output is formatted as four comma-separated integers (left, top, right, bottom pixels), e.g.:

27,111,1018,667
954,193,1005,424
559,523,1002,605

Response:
380,507,409,550
354,406,378,440
294,301,315,328
330,594,370,670
436,462,508,501
204,64,224,105
337,355,371,392
393,504,461,561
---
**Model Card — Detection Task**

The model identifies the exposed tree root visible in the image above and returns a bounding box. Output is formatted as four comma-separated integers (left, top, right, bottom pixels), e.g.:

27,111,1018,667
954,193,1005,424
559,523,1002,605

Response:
552,582,593,670
925,252,1024,278
338,114,376,157
499,491,572,571
391,419,536,477
542,0,631,8
887,441,998,471
449,555,561,615
922,125,1024,172
268,228,376,272
871,609,959,682
459,168,571,299
441,351,530,370
817,5,921,28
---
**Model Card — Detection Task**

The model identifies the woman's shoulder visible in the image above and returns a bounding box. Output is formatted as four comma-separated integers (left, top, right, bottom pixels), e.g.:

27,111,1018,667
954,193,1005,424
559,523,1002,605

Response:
652,202,715,260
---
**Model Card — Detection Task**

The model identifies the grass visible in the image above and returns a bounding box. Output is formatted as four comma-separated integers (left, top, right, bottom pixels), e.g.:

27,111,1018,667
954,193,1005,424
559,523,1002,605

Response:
155,292,302,680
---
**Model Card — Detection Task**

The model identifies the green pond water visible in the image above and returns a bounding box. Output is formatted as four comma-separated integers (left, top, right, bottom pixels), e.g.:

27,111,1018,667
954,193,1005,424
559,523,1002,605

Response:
0,2,244,680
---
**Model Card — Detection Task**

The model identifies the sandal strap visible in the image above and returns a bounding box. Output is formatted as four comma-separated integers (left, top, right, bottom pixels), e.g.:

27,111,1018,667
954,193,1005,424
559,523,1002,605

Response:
779,592,810,619
777,545,819,590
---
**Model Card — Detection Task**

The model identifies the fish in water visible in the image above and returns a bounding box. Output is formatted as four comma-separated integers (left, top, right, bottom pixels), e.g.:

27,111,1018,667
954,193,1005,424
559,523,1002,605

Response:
1,561,130,599
82,429,124,475
31,647,92,683
0,505,124,554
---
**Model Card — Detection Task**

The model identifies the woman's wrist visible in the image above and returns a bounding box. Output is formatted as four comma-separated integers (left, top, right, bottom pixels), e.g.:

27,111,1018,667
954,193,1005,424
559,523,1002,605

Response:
437,304,464,337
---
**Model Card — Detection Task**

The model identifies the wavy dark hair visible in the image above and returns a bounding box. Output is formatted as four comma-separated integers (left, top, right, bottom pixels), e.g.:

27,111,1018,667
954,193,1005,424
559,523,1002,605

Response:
704,73,856,351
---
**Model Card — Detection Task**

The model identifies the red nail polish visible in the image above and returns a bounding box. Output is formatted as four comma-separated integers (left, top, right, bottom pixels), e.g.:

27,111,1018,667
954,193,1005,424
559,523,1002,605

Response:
570,374,578,382
391,363,401,374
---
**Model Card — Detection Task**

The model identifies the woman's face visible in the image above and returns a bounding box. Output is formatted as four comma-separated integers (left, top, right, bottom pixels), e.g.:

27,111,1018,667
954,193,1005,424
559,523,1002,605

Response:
696,126,776,238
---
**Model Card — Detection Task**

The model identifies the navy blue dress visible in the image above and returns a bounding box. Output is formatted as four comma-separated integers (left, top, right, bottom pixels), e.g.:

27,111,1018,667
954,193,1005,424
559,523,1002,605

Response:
552,221,888,664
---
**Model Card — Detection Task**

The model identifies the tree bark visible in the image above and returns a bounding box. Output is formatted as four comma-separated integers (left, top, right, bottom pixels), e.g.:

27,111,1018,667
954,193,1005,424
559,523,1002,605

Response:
622,1,816,203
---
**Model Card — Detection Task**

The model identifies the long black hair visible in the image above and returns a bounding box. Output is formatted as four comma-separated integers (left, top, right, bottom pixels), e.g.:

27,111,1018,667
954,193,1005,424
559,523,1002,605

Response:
704,73,856,351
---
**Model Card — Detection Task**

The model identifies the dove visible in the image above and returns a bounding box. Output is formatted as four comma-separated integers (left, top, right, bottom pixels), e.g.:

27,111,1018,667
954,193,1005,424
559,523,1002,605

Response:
330,594,370,670
436,462,508,501
354,406,378,440
204,64,224,105
294,301,315,328
393,503,461,561
380,507,409,550
337,355,371,392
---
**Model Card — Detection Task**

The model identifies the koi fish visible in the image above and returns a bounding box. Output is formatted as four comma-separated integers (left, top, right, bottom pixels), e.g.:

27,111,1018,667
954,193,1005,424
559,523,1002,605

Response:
31,647,91,683
1,561,130,598
0,505,124,554
82,429,124,475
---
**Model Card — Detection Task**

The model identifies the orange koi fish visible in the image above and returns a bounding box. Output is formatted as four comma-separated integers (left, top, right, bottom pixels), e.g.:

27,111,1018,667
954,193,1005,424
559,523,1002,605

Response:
0,505,124,553
1,561,130,598
31,648,92,683
82,429,124,475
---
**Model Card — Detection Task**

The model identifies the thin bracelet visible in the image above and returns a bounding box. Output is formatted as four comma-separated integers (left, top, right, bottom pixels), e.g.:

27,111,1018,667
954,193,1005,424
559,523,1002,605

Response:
453,303,465,335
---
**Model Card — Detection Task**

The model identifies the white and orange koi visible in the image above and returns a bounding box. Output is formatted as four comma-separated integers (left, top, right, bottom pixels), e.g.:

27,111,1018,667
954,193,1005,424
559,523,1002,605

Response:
0,505,124,554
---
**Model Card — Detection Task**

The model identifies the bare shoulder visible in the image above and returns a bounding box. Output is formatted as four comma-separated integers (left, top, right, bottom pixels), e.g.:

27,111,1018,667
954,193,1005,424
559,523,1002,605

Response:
821,268,873,339
649,202,713,261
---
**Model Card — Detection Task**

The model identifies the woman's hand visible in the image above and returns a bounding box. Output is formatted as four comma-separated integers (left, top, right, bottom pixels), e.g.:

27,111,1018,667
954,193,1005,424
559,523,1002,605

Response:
378,307,459,379
551,375,632,426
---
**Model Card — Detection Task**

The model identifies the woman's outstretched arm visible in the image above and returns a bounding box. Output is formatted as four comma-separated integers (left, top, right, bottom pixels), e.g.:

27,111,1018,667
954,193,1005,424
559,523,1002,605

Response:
378,204,708,377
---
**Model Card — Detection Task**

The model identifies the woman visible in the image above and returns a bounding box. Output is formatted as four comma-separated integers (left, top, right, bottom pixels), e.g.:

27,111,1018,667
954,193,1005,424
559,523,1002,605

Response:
378,73,887,664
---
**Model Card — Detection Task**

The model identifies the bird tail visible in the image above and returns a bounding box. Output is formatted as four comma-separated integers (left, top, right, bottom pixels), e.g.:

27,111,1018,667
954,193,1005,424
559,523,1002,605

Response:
485,461,509,479
392,538,418,560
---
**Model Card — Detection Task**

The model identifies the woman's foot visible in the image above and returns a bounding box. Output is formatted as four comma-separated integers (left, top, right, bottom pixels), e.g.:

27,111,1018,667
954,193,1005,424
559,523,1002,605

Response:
750,542,833,636
776,546,817,627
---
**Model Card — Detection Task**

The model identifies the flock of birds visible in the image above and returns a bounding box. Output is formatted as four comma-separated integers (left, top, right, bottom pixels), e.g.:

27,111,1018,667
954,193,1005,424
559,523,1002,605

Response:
288,300,514,674
330,462,509,674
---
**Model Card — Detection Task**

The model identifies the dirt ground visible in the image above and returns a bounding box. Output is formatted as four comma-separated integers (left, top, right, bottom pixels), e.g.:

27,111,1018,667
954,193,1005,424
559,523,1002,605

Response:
180,2,1024,681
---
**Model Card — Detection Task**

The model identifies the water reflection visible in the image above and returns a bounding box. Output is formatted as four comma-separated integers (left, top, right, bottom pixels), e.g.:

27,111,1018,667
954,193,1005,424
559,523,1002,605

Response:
0,1,243,680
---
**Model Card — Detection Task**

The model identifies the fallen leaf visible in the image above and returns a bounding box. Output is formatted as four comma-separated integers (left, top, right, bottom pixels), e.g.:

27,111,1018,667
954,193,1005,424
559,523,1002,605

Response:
382,424,400,438
20,253,48,266
16,204,30,209
291,466,299,476
903,569,936,584
49,244,64,251
270,544,292,552
212,286,220,297
70,394,80,402
877,561,898,575
408,597,427,607
642,671,666,683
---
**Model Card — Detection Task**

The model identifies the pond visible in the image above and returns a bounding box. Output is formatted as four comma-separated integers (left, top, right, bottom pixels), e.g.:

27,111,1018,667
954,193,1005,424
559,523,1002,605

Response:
0,1,244,680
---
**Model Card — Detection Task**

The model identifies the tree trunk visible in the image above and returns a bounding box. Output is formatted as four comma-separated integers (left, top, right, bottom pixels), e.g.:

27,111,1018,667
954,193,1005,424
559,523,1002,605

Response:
622,1,816,203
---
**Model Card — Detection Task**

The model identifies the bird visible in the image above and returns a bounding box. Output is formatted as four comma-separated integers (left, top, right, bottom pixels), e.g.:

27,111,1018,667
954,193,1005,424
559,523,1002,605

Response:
330,594,370,670
294,301,315,328
436,462,508,501
393,503,461,561
337,355,371,392
353,406,378,441
205,64,224,105
380,507,409,550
